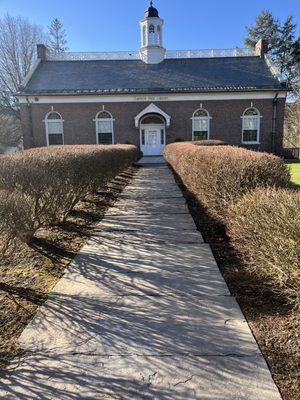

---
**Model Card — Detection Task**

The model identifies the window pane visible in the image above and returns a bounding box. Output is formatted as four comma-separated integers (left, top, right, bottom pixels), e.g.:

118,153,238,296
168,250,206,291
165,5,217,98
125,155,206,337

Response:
48,121,63,134
243,117,258,130
194,109,208,117
49,134,63,145
47,112,61,120
97,111,111,119
244,108,259,116
161,129,164,145
141,130,145,145
97,120,112,133
243,130,258,142
194,118,208,131
98,132,112,144
194,131,208,140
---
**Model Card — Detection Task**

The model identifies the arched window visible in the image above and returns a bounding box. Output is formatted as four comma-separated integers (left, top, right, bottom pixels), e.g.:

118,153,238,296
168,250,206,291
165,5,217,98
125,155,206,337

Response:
149,24,155,45
192,109,210,141
45,112,64,146
242,107,261,144
142,26,147,47
95,111,114,144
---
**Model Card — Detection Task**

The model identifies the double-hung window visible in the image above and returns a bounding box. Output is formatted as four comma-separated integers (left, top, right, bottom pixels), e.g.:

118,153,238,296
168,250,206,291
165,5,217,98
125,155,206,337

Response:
192,109,210,141
242,108,261,144
45,112,64,146
95,111,114,144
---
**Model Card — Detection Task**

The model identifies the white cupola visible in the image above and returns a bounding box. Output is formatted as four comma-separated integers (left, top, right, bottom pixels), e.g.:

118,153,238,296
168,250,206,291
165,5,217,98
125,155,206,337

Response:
140,1,166,64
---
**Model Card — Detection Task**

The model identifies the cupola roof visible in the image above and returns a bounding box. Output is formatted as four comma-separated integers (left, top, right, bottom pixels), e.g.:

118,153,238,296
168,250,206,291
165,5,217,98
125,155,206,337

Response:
144,1,159,18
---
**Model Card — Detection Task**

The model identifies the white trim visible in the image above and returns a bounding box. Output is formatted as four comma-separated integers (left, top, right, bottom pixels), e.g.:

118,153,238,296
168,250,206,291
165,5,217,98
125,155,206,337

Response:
192,108,211,141
242,107,261,117
44,111,64,147
21,59,41,87
17,91,287,104
241,107,262,145
134,103,171,128
95,111,114,144
43,110,64,121
264,54,285,83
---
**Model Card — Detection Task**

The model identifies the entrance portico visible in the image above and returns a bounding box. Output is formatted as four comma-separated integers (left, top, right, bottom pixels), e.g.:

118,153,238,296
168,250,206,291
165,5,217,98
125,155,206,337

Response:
135,103,171,156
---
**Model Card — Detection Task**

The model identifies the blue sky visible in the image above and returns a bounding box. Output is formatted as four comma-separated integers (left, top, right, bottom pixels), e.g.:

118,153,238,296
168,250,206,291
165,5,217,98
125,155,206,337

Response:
0,0,299,52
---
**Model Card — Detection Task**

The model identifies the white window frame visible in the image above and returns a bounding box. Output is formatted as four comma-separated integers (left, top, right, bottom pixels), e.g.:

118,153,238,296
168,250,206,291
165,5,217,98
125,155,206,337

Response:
241,107,262,145
44,111,64,147
94,110,115,145
191,108,211,141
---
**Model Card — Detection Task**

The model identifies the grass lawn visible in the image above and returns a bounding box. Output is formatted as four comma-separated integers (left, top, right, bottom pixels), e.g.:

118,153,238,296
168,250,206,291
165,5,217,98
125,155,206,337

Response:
287,160,300,189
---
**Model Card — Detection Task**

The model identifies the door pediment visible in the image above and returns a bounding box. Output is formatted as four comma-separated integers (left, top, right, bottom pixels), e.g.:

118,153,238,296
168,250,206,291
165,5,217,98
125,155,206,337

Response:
134,103,171,128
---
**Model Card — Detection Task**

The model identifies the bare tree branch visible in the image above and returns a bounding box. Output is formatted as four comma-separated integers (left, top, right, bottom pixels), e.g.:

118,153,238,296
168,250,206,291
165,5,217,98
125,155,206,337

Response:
0,14,47,117
0,113,22,147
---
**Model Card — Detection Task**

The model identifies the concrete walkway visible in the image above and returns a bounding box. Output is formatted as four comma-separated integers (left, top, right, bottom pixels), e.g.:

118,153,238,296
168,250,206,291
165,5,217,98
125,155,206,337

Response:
0,158,282,399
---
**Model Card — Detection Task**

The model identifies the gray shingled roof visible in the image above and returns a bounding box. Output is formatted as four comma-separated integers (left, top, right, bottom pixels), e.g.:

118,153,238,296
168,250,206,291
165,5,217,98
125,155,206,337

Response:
20,56,285,95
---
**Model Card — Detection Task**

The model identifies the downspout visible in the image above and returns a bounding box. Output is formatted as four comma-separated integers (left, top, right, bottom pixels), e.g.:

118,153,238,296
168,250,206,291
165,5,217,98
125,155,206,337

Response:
271,92,279,154
26,97,35,148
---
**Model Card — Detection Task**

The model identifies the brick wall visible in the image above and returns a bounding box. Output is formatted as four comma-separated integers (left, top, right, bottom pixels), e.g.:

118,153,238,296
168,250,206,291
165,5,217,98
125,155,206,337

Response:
20,97,286,153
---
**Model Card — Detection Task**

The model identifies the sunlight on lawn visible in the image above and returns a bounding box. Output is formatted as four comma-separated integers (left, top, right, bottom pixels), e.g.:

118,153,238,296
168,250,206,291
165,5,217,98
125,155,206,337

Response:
288,162,300,189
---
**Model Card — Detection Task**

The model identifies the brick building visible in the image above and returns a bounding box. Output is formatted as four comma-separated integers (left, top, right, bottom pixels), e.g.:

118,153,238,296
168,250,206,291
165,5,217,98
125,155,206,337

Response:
18,1,288,155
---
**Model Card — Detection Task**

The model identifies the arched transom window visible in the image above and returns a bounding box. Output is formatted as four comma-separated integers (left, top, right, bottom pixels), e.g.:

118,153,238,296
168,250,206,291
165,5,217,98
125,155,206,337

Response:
192,109,210,141
95,111,114,145
242,107,261,144
45,112,64,146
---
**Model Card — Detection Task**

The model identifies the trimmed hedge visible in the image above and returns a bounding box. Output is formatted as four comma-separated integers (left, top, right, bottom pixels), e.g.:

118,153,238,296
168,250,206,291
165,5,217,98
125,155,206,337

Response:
193,140,227,146
164,142,290,220
0,145,139,249
228,188,300,307
164,142,298,306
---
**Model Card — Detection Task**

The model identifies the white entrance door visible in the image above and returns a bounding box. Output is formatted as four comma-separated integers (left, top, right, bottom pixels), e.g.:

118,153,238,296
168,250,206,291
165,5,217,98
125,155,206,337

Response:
140,125,165,156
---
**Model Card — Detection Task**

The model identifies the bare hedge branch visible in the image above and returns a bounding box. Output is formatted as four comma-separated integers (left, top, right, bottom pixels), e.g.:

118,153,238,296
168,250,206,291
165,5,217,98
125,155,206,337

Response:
227,188,300,308
0,144,139,251
164,142,290,221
